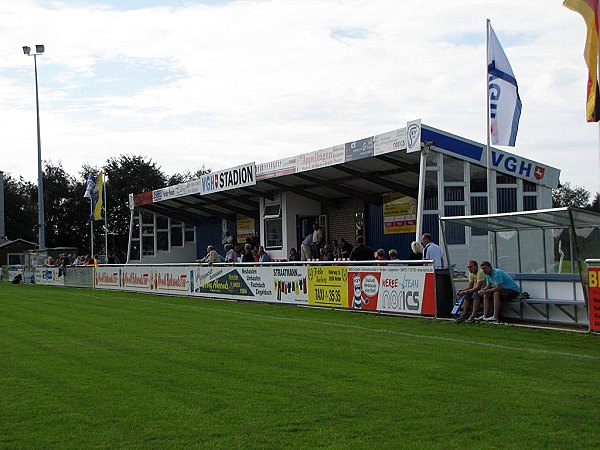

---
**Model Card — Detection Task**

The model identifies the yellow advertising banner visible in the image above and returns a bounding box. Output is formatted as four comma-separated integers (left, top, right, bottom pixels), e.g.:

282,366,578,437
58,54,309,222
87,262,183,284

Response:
307,266,348,308
236,214,255,241
382,193,417,234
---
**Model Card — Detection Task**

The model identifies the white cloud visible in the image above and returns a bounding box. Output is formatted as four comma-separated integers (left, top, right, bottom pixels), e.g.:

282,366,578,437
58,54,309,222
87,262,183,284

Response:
0,0,598,196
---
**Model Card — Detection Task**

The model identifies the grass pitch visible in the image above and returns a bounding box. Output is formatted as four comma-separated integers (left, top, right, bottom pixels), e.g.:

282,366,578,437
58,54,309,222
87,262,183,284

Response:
1,283,599,449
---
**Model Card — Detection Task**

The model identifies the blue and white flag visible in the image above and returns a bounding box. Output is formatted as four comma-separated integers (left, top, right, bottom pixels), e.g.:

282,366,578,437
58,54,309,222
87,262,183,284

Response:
488,23,521,147
84,173,95,198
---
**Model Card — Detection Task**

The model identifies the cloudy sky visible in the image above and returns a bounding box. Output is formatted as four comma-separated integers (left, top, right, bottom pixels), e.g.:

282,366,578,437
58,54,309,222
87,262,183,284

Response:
2,0,599,195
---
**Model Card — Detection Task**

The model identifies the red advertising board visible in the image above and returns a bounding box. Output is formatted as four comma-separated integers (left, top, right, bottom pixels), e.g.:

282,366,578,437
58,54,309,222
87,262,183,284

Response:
588,267,600,332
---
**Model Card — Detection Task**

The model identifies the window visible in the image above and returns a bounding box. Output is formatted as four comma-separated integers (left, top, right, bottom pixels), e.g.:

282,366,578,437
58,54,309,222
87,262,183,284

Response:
263,204,281,219
171,220,183,247
444,205,466,244
185,225,195,242
141,212,155,256
444,186,464,202
156,215,168,251
443,155,464,182
470,197,488,236
470,165,487,192
8,254,24,265
129,215,141,260
497,187,517,213
265,219,283,248
424,171,439,210
264,200,282,248
523,180,537,211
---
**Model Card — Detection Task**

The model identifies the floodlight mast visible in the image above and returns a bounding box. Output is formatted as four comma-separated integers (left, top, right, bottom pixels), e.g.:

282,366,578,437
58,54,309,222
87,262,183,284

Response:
22,44,46,249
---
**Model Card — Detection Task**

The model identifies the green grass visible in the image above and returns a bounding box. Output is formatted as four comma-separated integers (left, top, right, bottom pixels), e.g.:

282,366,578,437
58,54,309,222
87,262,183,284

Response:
1,283,599,449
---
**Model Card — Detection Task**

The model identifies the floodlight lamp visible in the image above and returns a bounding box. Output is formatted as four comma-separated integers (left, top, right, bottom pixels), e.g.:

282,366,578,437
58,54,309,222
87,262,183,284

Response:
35,45,45,54
22,46,31,55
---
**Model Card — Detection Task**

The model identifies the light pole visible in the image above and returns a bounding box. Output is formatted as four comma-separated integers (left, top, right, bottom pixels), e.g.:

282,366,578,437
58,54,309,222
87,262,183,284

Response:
23,44,45,249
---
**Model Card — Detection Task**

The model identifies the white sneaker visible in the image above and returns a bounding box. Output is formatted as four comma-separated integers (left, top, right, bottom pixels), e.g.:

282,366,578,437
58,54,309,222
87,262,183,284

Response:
474,315,486,322
483,316,498,323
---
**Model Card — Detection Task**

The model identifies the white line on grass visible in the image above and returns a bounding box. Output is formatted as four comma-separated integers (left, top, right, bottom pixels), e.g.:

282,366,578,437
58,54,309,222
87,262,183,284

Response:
97,294,599,361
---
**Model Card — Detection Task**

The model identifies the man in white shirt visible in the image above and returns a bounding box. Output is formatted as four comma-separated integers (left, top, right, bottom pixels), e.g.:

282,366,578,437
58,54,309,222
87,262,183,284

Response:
421,233,444,269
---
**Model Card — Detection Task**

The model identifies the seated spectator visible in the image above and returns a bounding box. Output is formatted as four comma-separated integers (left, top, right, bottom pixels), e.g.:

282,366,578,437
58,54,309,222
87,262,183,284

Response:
322,244,334,261
224,244,236,263
258,246,271,262
288,248,301,261
375,248,387,261
349,236,374,261
203,245,221,264
476,261,520,323
455,260,485,323
340,238,353,259
242,244,254,263
388,249,399,261
332,240,342,259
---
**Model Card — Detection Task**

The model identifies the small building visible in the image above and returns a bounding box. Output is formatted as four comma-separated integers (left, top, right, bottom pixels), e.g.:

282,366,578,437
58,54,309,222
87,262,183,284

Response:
125,122,559,264
0,239,38,266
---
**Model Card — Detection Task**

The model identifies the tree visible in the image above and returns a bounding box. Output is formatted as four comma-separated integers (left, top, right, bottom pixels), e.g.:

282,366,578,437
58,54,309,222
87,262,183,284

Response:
167,166,210,186
3,173,37,242
102,155,167,260
43,162,89,250
585,192,599,213
552,182,590,208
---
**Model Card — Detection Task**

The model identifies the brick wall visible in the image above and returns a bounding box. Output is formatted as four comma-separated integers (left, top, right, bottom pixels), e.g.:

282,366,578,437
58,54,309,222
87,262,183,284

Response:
323,198,365,245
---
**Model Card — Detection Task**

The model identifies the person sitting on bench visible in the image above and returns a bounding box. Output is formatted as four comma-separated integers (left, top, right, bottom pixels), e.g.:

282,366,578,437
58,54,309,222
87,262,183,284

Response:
477,261,520,323
455,260,485,323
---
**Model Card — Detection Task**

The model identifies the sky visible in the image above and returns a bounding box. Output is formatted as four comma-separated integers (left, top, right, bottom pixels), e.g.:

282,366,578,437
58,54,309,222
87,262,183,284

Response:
2,0,599,196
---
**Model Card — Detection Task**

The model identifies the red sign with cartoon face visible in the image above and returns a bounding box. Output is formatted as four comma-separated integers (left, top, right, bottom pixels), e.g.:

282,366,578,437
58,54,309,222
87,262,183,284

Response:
348,271,380,311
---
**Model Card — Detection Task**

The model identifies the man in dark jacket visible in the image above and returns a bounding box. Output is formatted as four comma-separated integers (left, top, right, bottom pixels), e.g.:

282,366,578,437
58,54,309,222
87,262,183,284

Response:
349,236,374,261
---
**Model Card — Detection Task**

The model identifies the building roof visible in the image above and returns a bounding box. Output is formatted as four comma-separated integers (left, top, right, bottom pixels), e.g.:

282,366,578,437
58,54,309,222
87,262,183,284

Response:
131,123,561,224
0,238,38,249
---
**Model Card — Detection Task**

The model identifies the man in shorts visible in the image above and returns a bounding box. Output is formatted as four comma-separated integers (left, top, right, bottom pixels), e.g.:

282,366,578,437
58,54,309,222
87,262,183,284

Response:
455,260,485,323
477,261,520,323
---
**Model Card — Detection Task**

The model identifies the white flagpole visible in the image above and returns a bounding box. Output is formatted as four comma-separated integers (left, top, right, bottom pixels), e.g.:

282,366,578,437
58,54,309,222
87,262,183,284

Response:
103,173,108,260
486,19,494,262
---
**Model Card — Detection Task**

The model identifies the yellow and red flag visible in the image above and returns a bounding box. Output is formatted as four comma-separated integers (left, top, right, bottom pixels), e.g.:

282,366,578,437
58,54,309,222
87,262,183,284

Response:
564,0,600,122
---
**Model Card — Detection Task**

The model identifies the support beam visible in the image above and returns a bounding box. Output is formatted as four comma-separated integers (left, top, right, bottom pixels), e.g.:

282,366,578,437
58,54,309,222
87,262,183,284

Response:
333,166,418,197
260,179,332,204
293,173,382,205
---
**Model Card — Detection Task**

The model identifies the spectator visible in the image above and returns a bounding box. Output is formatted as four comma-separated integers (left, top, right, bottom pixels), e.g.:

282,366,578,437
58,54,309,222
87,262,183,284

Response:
288,248,301,261
203,245,220,264
409,241,423,260
312,223,324,258
224,244,236,263
258,246,271,262
455,260,486,323
349,236,374,261
375,248,387,261
340,238,353,259
421,233,444,269
242,244,254,263
476,261,520,323
388,249,399,261
331,240,342,259
322,244,334,261
300,233,313,261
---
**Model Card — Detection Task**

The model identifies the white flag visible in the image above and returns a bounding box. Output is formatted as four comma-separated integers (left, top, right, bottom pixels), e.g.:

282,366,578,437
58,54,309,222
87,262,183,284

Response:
488,23,521,146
